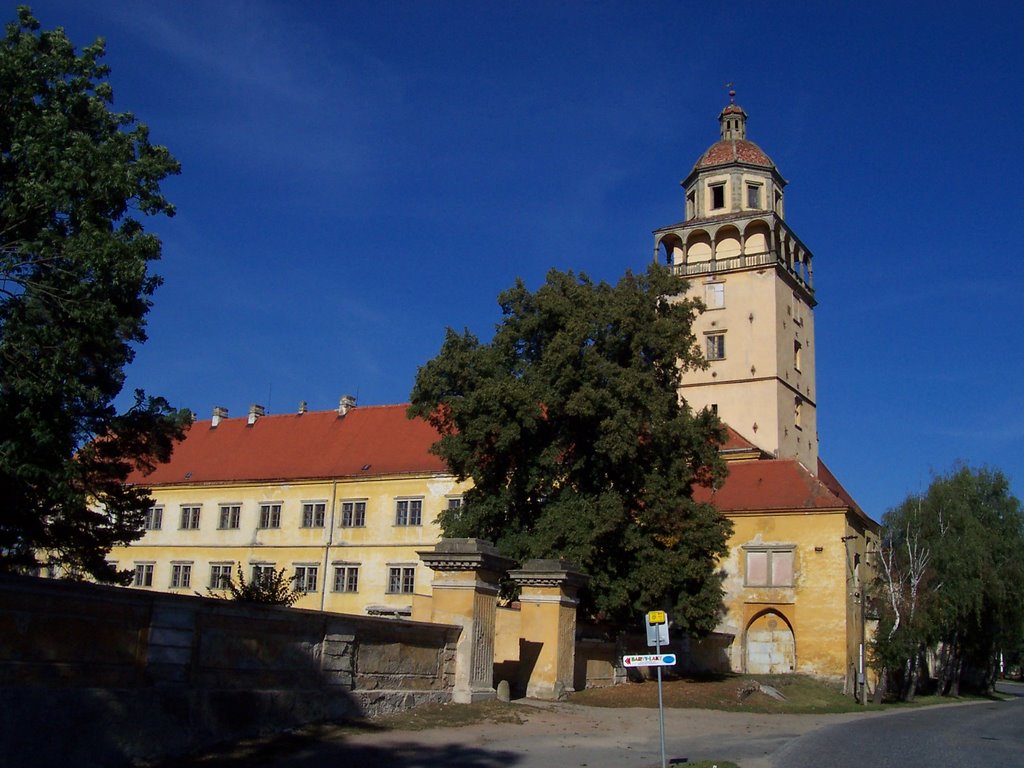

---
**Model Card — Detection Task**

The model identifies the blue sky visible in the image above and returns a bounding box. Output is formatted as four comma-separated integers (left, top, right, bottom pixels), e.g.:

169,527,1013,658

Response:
25,1,1024,520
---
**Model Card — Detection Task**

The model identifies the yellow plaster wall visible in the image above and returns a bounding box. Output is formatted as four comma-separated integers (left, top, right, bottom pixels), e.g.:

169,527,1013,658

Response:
108,473,469,614
718,510,854,680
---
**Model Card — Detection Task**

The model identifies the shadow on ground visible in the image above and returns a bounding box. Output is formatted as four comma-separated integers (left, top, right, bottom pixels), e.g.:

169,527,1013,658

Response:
152,727,521,768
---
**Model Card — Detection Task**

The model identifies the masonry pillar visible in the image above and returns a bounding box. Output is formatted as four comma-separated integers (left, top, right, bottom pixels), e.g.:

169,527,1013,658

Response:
419,538,515,704
509,559,589,700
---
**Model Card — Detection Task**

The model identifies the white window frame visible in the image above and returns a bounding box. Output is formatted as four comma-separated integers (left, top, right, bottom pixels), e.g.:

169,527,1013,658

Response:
209,563,233,590
170,562,192,589
395,498,423,527
301,501,326,529
218,504,241,530
333,563,360,593
179,505,201,530
133,562,154,587
340,500,366,528
293,564,319,593
145,506,163,531
706,332,726,361
258,503,282,529
387,565,416,594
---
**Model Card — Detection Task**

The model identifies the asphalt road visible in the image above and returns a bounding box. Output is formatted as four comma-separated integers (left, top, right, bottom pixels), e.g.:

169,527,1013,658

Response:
169,682,1024,768
774,680,1024,768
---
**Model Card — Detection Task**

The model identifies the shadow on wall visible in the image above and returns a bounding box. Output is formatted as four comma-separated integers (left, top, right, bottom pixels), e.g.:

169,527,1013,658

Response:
0,574,459,768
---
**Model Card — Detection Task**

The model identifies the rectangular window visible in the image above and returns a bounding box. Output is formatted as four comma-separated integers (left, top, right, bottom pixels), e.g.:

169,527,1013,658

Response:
293,565,318,593
209,563,233,590
745,548,795,587
395,498,422,526
704,282,725,309
333,565,360,593
145,506,163,531
170,563,192,589
794,340,802,372
259,503,281,529
747,183,762,209
710,183,725,210
251,564,277,585
180,506,201,530
301,502,326,528
133,563,154,587
340,500,366,527
388,566,416,594
794,397,803,429
686,190,696,219
706,333,726,361
218,504,241,529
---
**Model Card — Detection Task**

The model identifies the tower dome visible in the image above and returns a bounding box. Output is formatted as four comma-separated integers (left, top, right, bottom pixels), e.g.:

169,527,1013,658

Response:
690,97,776,173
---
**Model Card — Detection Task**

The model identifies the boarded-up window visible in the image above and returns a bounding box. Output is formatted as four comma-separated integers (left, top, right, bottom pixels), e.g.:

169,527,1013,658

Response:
745,547,795,587
746,550,769,586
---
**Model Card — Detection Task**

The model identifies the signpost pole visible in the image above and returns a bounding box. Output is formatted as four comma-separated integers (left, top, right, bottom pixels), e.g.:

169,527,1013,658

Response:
656,633,666,768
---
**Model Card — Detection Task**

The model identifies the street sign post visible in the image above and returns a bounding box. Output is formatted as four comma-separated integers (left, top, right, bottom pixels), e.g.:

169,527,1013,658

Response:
630,610,672,768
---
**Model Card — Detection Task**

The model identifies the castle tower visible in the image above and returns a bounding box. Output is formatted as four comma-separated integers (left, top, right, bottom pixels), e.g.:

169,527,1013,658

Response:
654,94,818,472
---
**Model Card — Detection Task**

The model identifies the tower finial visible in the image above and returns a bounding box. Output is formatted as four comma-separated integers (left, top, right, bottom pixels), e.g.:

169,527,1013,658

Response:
725,82,736,103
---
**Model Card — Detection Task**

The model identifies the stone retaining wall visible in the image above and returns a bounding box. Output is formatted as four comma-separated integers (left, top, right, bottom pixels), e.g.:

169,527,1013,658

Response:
0,574,459,767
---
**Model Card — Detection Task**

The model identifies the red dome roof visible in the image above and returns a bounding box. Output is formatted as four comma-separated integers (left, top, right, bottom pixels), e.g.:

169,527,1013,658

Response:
693,138,774,171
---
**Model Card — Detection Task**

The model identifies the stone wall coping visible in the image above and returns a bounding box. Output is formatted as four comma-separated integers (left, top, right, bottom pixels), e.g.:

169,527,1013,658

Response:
418,538,516,574
509,559,590,589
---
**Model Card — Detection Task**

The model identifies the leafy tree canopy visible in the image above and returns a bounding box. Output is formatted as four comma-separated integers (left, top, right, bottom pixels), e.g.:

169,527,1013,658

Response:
871,464,1024,697
409,264,731,630
207,564,303,607
0,8,190,582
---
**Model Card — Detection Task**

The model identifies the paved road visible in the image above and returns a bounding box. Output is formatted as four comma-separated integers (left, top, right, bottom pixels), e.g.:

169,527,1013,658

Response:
168,683,1024,768
169,703,873,768
774,681,1024,768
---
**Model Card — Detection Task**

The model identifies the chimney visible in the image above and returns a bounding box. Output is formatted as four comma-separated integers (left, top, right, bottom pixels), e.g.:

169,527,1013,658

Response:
247,403,266,426
211,406,228,428
297,400,308,414
337,394,357,417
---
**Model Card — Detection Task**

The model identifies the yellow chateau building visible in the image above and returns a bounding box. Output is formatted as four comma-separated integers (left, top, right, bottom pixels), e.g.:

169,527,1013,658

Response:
109,98,876,689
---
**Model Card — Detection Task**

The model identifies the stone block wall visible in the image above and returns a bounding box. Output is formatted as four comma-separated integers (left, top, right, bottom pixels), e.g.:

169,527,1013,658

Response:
0,574,459,767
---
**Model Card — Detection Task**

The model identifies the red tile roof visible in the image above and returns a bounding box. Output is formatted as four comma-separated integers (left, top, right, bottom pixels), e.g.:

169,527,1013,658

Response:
695,458,844,512
720,426,763,453
130,405,447,486
694,139,774,170
694,455,874,525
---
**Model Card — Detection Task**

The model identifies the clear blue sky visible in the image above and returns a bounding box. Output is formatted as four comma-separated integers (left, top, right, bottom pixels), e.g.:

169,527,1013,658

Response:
26,1,1024,521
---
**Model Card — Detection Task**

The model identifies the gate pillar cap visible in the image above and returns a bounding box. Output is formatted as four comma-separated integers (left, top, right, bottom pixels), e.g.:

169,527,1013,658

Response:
419,538,516,574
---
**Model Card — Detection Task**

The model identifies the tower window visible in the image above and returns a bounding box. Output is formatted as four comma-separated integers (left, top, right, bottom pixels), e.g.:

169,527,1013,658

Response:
706,333,726,361
704,282,725,309
794,340,802,371
794,397,802,429
710,183,725,210
747,183,762,209
686,190,696,220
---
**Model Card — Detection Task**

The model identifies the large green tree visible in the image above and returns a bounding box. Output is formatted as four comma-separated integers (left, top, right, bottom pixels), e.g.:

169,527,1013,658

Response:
0,8,190,582
871,465,1024,699
409,265,731,630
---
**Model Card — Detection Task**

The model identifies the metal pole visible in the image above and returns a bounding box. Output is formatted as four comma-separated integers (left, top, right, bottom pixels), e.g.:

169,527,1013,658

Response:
656,636,666,768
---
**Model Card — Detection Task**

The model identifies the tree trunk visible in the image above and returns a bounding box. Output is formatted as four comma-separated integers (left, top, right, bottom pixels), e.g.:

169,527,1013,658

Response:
903,654,918,702
873,667,888,704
